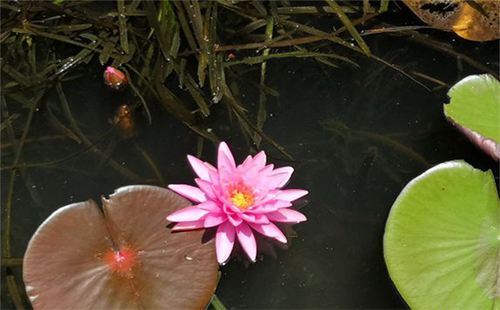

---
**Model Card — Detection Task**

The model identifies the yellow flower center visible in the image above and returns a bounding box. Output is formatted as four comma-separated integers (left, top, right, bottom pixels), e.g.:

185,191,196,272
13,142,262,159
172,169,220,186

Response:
229,184,255,210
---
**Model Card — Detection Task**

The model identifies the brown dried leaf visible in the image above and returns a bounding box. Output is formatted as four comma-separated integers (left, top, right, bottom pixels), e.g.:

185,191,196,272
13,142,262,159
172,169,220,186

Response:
403,0,500,41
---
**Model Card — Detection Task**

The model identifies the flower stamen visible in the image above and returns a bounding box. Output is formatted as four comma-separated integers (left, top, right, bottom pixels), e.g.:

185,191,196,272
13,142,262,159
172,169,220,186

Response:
229,183,255,210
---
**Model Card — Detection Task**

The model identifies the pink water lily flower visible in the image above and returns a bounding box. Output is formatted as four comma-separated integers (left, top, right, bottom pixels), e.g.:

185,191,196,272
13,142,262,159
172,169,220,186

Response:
167,142,308,264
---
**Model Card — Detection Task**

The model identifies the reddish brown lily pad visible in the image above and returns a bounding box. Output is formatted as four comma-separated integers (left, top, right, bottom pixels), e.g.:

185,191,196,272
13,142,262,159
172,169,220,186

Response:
23,185,219,310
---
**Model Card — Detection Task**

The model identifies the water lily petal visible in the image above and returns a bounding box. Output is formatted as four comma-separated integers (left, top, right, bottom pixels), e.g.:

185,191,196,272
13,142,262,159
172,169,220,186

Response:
259,164,274,175
266,209,307,223
216,222,236,264
248,204,278,213
187,155,211,181
195,179,217,200
240,155,253,170
256,190,281,205
236,222,257,261
168,184,206,203
198,201,222,213
273,200,293,209
204,213,227,227
252,151,266,169
275,189,308,202
218,166,233,185
208,168,221,189
248,222,287,243
240,213,269,224
218,196,242,213
269,166,294,187
171,220,206,231
167,206,209,222
228,214,243,226
266,172,294,189
218,142,236,171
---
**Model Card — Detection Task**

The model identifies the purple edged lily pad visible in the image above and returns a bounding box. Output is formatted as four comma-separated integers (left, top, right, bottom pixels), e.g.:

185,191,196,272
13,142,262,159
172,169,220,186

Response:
444,74,500,160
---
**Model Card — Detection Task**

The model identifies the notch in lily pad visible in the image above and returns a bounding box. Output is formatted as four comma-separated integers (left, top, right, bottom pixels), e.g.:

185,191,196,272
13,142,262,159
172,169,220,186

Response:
384,160,499,309
444,74,500,160
23,185,219,310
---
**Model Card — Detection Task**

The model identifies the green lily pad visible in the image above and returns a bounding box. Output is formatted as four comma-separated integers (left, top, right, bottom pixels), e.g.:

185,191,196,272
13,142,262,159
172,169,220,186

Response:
444,74,500,160
384,160,500,310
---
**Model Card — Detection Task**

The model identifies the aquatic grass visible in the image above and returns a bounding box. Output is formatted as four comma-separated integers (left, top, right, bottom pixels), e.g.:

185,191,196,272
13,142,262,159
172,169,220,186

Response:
1,91,44,310
121,67,152,124
254,17,274,148
238,19,269,35
224,51,358,67
2,65,30,87
2,91,44,258
12,26,102,54
0,114,19,132
183,0,209,86
172,1,198,51
1,258,23,267
273,18,430,91
6,271,26,309
210,294,229,310
137,145,166,186
46,109,82,144
277,5,372,14
405,32,499,79
117,0,129,54
379,0,390,13
207,4,224,104
221,83,293,160
325,0,371,55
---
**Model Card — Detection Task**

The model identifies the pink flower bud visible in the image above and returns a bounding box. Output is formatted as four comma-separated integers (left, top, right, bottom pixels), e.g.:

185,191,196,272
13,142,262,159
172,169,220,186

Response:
104,66,128,90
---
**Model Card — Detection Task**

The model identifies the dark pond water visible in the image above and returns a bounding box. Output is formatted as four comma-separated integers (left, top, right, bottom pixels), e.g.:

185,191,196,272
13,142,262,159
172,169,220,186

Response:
1,2,499,309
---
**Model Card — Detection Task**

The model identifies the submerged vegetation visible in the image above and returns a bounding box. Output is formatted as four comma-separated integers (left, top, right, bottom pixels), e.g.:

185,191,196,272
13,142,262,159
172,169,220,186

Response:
1,0,498,308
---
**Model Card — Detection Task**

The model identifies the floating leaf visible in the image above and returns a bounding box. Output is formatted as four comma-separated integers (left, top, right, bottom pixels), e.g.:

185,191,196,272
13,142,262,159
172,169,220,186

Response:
444,74,500,160
23,185,219,310
384,160,500,310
